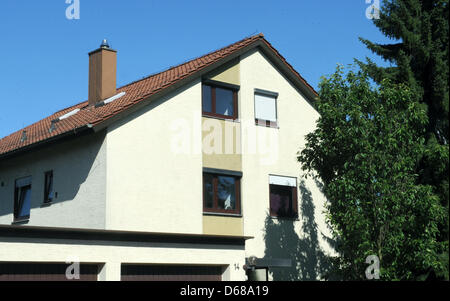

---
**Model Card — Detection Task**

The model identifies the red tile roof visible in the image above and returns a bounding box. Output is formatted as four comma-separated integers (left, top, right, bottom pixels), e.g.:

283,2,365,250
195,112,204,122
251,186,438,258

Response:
0,34,317,158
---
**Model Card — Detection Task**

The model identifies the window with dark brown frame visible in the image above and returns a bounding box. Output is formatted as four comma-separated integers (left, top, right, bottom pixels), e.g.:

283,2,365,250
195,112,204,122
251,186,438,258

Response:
14,176,32,222
44,170,54,204
203,172,241,215
202,83,238,120
269,175,298,218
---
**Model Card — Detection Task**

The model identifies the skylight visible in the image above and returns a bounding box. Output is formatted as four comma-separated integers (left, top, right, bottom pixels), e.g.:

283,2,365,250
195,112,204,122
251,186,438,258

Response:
95,92,126,107
58,108,80,120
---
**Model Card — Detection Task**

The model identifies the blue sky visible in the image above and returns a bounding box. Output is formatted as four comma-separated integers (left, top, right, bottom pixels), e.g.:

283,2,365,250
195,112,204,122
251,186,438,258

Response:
0,0,392,139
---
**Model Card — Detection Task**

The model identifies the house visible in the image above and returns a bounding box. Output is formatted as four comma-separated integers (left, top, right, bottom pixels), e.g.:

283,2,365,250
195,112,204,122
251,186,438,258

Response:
0,34,334,281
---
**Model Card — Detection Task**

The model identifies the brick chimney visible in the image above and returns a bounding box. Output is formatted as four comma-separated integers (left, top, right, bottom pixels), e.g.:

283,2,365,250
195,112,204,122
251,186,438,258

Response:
88,39,117,106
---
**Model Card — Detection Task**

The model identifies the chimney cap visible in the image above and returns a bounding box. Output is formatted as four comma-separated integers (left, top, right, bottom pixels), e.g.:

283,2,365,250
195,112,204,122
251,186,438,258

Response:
100,39,110,49
88,39,116,55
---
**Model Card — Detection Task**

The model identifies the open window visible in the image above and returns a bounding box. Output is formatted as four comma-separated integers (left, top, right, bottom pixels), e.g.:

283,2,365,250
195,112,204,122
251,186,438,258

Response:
44,171,54,204
14,176,32,222
203,170,241,215
269,175,298,218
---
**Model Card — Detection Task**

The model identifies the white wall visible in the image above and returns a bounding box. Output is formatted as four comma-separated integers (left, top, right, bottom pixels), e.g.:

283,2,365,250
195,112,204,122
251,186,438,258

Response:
105,80,204,233
239,49,334,280
0,132,107,229
0,236,246,281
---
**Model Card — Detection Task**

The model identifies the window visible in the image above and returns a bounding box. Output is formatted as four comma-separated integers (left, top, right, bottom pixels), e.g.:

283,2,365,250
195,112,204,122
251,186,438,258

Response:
44,171,54,204
254,89,278,127
202,83,238,120
14,176,32,222
203,172,241,214
269,175,298,218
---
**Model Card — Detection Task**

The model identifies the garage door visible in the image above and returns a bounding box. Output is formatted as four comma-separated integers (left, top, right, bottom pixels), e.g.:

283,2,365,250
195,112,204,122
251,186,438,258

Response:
0,263,99,281
121,265,223,281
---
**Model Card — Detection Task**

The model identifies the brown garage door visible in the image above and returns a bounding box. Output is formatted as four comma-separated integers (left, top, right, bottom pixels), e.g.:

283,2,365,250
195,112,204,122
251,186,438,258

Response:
0,263,99,281
121,265,223,281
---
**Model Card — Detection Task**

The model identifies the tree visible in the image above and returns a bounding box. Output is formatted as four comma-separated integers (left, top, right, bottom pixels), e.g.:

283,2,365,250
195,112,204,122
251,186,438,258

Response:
298,66,446,280
357,0,449,279
358,0,448,143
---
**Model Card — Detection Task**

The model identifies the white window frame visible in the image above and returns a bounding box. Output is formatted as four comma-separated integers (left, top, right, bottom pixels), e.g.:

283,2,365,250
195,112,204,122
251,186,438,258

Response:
268,174,298,219
254,89,278,126
269,175,297,187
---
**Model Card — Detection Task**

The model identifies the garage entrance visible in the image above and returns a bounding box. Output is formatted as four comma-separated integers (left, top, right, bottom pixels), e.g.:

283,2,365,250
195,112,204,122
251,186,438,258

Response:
121,264,224,281
0,262,99,281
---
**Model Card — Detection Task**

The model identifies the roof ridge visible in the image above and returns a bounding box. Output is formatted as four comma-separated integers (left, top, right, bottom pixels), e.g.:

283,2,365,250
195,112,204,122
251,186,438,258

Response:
117,33,263,90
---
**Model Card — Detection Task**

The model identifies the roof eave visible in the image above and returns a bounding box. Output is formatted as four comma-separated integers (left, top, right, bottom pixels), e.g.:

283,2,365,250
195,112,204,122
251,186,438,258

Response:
0,224,253,245
256,42,318,107
0,124,94,162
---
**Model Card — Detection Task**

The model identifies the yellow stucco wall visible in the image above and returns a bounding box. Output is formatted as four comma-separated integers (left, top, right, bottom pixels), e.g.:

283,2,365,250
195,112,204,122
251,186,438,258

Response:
207,59,240,86
202,59,243,236
202,59,242,172
202,117,242,171
203,215,243,236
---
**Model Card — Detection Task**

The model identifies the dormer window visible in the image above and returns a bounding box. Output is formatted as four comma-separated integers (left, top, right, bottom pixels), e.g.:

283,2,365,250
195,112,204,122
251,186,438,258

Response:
202,81,238,120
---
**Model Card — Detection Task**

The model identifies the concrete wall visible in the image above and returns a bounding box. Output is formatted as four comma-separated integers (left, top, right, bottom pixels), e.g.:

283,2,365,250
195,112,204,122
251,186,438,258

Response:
0,131,107,229
0,236,246,281
105,80,204,233
239,49,334,280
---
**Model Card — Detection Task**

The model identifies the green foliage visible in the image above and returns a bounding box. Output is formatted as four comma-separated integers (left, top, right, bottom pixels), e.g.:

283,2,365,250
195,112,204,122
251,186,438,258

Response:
298,66,446,280
358,0,449,143
356,0,449,279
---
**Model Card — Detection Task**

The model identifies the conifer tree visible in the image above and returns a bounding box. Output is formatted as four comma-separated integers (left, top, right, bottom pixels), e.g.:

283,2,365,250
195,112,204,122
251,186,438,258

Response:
357,0,449,279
